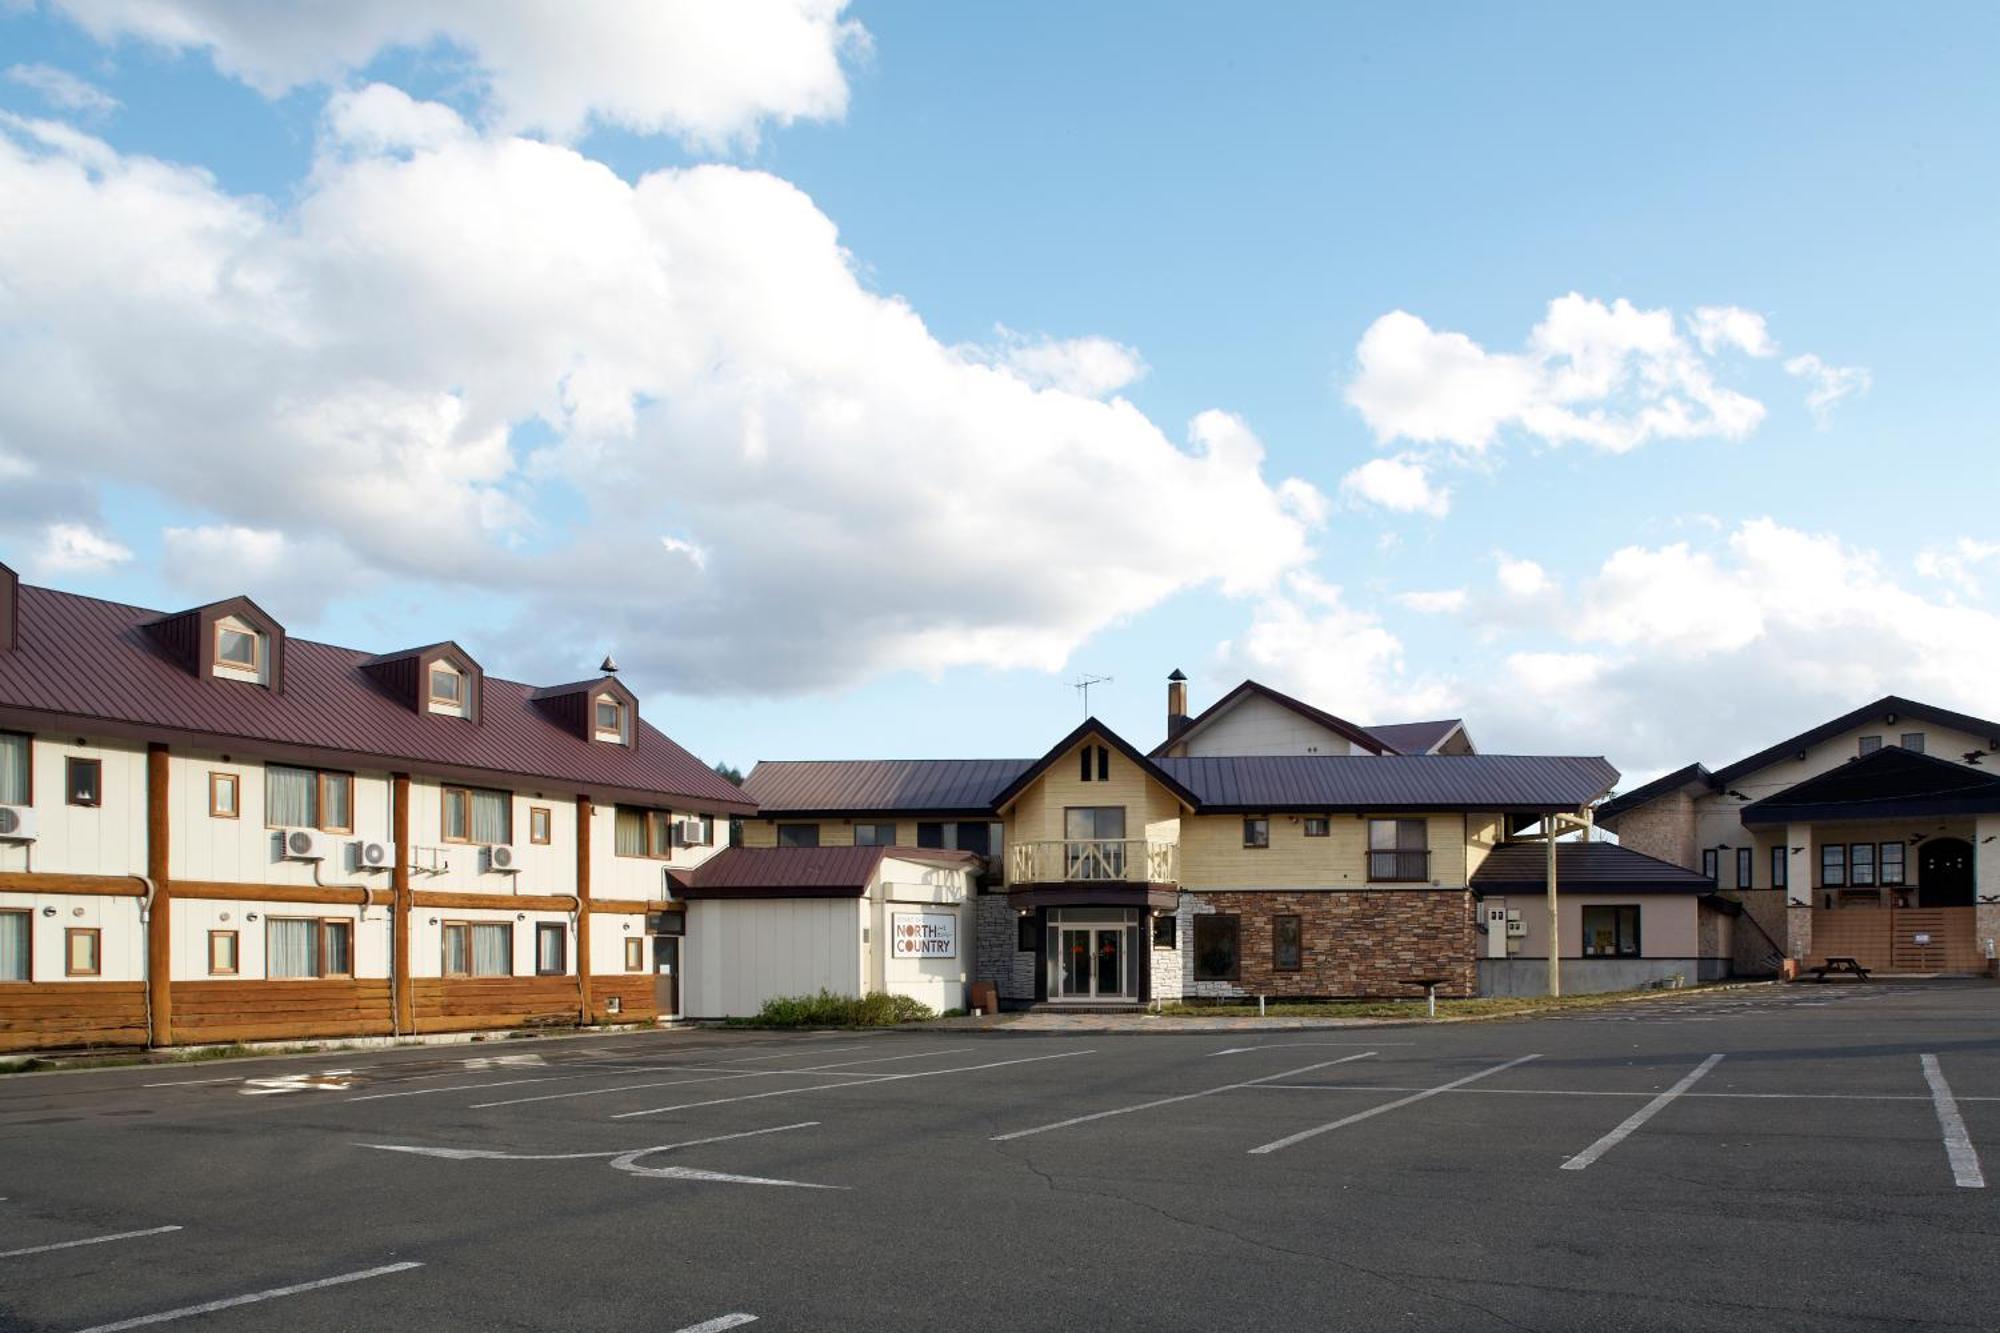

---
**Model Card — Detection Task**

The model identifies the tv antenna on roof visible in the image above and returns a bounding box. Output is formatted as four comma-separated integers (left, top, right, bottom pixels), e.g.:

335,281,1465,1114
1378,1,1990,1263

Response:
1072,674,1112,716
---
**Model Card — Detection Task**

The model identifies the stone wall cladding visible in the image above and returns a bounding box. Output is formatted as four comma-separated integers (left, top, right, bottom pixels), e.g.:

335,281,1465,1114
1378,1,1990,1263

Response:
974,892,1036,1001
1731,889,1787,975
1978,903,2000,976
1150,895,1187,1001
1611,790,1698,869
1181,888,1476,999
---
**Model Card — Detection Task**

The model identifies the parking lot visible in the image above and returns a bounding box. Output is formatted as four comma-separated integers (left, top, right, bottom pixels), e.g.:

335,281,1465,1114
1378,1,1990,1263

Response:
2,979,1996,1332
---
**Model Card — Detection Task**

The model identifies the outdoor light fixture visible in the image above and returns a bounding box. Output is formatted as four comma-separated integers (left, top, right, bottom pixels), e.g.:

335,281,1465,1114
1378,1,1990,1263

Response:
516,912,527,921
40,906,55,917
72,906,84,917
246,912,259,922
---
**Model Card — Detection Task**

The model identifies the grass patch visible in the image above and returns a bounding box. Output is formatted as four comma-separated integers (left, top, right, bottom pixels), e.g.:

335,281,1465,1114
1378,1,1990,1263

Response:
0,1040,347,1076
1155,984,1732,1021
725,990,936,1029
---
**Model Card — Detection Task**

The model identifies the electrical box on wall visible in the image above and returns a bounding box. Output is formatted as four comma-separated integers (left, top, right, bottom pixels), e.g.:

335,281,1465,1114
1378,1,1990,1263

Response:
1505,911,1527,938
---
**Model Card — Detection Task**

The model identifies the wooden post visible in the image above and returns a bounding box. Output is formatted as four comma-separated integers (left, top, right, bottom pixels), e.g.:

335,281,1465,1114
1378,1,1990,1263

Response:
392,772,413,1035
1546,822,1561,998
576,794,593,1025
145,743,172,1046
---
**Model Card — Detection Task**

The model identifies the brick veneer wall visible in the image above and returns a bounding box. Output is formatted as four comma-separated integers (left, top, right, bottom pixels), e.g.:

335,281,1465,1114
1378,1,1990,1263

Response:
1609,790,1698,869
1181,889,1476,999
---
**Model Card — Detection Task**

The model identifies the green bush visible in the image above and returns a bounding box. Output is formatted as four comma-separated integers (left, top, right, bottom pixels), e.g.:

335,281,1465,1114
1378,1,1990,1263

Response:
729,989,935,1028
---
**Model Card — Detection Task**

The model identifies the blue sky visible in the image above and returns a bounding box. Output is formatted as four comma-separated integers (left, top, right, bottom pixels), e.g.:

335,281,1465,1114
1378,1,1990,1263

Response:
2,3,1996,783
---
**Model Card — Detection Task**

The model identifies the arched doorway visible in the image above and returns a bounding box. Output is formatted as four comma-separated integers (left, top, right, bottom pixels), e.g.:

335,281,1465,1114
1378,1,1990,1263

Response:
1917,837,1974,908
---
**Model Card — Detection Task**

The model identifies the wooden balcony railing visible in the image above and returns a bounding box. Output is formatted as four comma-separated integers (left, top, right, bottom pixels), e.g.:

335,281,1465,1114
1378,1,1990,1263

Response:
1010,839,1178,885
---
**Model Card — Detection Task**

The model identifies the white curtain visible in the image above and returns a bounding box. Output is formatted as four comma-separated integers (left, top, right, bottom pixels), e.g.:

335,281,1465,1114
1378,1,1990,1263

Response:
268,918,316,978
0,733,27,805
0,912,27,981
537,924,565,974
321,775,352,832
267,766,314,828
470,789,509,844
472,923,511,976
443,924,470,976
614,807,646,856
322,921,352,976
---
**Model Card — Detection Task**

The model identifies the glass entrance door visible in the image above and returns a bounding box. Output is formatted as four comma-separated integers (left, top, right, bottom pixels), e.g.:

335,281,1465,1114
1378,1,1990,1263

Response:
1057,926,1128,1000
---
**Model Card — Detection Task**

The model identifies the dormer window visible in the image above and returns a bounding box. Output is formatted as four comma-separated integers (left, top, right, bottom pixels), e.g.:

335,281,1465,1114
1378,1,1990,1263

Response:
594,696,627,743
427,661,471,718
213,619,264,681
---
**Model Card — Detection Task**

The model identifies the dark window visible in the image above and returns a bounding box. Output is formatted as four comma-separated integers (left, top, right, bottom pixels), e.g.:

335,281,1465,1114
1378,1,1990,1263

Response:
1097,746,1109,782
65,757,101,807
535,922,566,975
1771,845,1788,889
1880,841,1905,886
916,822,945,849
1858,735,1881,756
853,822,897,847
1581,905,1641,958
1736,847,1753,889
1901,733,1925,754
1193,914,1240,981
1303,817,1330,837
954,822,992,856
1849,842,1876,887
1016,914,1037,953
1242,817,1269,849
1821,844,1846,887
776,824,820,849
1080,746,1091,782
1272,914,1302,971
1152,914,1177,949
1701,848,1719,880
1078,744,1110,782
1368,818,1428,881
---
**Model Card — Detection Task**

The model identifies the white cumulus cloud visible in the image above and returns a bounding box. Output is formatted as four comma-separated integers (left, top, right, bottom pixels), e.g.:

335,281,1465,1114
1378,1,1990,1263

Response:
1339,454,1449,517
5,63,120,116
985,329,1148,398
32,522,131,575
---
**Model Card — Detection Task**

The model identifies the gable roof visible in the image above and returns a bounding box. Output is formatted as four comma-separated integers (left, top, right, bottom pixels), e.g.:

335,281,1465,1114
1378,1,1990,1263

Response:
1595,762,1716,824
669,845,981,899
743,757,1032,817
1738,744,2000,826
0,580,753,814
1362,718,1470,755
1711,695,2000,786
1470,841,1717,893
994,716,1202,811
1148,680,1392,757
1154,753,1617,813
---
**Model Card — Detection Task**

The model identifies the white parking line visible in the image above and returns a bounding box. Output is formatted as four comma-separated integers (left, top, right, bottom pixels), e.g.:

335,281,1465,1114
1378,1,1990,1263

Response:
1559,1054,1724,1171
613,1049,1096,1120
674,1315,757,1332
472,1046,977,1109
1247,1055,1541,1155
69,1261,424,1332
993,1053,1377,1142
1921,1054,1985,1188
140,1076,242,1088
0,1225,182,1259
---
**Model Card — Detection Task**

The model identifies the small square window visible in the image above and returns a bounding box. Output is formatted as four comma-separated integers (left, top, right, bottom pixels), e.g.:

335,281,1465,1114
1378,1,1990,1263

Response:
216,626,259,668
1152,914,1177,949
625,937,645,971
209,771,239,819
529,806,552,845
1242,817,1269,849
1857,735,1882,756
66,928,101,976
208,930,239,975
1900,733,1925,755
1303,817,1330,837
66,757,101,808
594,698,625,738
429,665,463,705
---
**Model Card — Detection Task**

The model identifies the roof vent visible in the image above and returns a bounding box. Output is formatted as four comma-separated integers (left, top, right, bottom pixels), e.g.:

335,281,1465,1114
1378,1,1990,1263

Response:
601,655,619,674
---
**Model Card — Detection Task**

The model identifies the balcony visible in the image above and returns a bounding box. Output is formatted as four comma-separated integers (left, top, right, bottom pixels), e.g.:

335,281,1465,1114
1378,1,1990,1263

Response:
1368,849,1431,883
1010,839,1179,886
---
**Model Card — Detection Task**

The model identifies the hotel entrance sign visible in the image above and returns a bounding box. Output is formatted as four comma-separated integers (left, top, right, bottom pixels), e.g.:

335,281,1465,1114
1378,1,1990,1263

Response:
892,912,957,959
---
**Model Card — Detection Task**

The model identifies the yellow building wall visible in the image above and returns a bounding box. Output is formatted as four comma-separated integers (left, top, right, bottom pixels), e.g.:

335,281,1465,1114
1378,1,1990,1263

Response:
1000,736,1186,881
1179,811,1474,889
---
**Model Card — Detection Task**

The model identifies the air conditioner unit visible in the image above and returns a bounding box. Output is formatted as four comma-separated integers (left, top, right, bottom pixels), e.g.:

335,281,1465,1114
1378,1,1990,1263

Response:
675,817,707,847
283,828,331,861
354,840,396,871
485,844,520,873
0,805,36,842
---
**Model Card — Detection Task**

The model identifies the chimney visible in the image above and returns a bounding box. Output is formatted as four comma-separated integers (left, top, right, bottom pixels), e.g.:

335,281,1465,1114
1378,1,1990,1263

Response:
0,560,15,653
1166,669,1189,739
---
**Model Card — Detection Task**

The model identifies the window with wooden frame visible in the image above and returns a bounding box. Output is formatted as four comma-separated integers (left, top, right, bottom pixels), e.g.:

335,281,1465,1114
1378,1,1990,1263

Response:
1242,817,1269,849
65,927,100,977
535,922,566,975
624,937,645,972
441,785,510,845
209,771,240,819
529,806,552,845
65,756,101,808
0,731,29,806
593,696,626,742
214,621,260,671
1771,844,1788,890
0,909,28,982
1736,847,1753,890
428,664,465,708
614,806,675,858
1820,843,1846,887
1367,818,1429,881
266,917,352,979
1303,817,1330,837
1879,841,1906,886
1193,914,1240,981
265,765,353,833
1272,914,1303,971
208,930,239,976
442,921,513,977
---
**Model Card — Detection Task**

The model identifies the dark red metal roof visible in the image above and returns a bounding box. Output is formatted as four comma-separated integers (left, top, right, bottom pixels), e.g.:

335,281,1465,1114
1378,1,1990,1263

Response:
671,845,980,898
1148,679,1391,757
1153,753,1618,812
744,757,1033,815
1361,718,1468,755
1470,841,1716,893
0,582,753,813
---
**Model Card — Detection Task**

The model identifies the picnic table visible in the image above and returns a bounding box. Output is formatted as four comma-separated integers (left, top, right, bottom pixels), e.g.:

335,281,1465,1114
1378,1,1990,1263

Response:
1811,956,1871,982
1406,975,1451,1017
